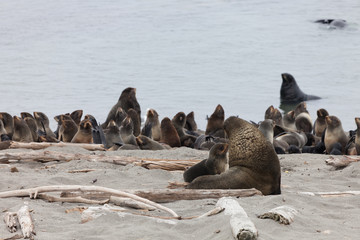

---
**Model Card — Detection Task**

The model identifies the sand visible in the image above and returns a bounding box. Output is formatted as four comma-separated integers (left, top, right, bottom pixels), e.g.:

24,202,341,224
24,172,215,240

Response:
1,146,359,240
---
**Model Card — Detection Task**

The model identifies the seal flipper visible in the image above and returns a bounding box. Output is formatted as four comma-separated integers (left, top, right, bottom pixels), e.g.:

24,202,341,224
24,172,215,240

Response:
141,121,153,138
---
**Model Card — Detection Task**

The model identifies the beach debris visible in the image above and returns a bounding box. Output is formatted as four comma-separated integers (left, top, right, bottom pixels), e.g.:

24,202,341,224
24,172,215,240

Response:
216,197,258,240
17,204,35,239
3,212,18,233
0,185,179,218
0,141,105,151
110,196,156,211
257,205,298,225
67,169,96,173
80,204,126,223
325,156,360,169
167,181,189,189
0,151,200,171
299,191,360,197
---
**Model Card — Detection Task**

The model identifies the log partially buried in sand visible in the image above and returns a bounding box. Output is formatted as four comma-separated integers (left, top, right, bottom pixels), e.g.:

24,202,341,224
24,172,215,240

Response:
0,141,105,151
17,205,35,239
3,212,19,233
216,197,258,240
257,205,298,225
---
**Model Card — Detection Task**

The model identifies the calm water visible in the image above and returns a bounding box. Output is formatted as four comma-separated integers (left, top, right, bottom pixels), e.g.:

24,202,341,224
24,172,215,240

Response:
0,0,359,131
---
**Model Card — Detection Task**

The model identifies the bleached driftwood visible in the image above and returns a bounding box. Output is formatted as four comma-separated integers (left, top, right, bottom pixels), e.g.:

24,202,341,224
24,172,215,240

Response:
0,185,179,218
109,196,156,210
17,205,35,239
37,193,109,204
0,151,200,171
3,212,19,233
299,191,360,197
61,188,262,203
216,197,258,240
257,205,298,225
4,141,105,151
325,156,360,169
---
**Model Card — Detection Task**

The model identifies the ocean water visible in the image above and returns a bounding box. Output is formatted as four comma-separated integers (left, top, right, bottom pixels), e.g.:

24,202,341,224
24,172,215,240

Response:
0,0,359,131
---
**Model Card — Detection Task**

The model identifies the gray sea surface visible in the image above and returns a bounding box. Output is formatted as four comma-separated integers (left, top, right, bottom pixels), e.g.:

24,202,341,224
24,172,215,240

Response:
0,0,359,131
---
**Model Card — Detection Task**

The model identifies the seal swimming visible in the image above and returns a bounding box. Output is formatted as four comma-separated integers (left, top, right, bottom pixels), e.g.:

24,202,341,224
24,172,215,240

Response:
280,73,321,104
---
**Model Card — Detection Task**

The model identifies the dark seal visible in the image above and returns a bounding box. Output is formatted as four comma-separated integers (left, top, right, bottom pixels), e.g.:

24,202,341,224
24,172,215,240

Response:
280,73,321,104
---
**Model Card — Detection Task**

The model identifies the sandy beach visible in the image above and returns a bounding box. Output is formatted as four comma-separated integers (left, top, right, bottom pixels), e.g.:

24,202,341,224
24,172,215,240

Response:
0,146,359,240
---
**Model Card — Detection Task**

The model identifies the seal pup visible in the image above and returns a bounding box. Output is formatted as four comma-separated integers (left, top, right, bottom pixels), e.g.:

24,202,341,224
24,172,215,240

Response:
187,116,281,195
205,104,225,138
324,115,348,154
102,87,141,129
58,115,78,142
20,112,34,119
313,108,329,137
24,117,39,142
283,110,296,131
185,111,198,132
103,120,123,149
141,109,161,141
264,105,283,126
71,119,93,143
172,112,197,147
84,114,106,145
259,119,289,154
183,143,229,183
119,116,138,146
160,117,181,148
70,110,83,125
280,73,321,104
127,108,141,137
12,116,33,142
33,112,56,138
0,112,14,139
136,135,166,150
294,102,313,133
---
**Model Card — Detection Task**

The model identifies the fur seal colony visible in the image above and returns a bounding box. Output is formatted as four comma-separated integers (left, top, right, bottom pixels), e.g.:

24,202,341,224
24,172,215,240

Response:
1,79,359,192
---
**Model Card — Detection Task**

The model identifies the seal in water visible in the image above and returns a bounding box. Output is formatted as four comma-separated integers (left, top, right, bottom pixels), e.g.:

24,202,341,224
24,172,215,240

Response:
280,73,321,104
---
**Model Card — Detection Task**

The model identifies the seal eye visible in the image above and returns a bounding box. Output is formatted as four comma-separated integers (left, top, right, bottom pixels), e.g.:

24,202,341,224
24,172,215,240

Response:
219,146,224,151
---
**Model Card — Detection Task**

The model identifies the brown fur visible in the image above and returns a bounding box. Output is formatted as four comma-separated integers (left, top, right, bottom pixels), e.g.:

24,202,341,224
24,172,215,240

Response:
24,117,39,142
136,135,165,150
324,116,348,154
71,119,93,143
59,115,78,142
119,116,137,146
264,105,283,126
354,118,360,155
70,110,83,125
187,116,281,195
12,116,33,142
127,108,141,137
185,111,197,132
314,108,329,137
34,111,56,138
205,104,225,138
0,112,14,138
160,117,181,148
142,109,161,141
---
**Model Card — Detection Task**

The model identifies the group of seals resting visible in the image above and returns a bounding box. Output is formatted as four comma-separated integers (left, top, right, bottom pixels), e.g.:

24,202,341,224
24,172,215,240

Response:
186,116,281,196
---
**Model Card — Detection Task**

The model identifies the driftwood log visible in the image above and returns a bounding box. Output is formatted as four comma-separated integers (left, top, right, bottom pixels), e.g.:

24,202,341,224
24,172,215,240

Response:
0,141,105,151
257,205,298,225
0,185,179,218
0,151,201,171
17,205,35,239
216,197,258,240
299,191,360,197
60,188,262,203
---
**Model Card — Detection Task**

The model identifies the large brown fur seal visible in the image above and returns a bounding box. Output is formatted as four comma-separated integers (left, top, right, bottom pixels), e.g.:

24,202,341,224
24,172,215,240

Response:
324,116,348,154
187,116,281,195
205,104,225,138
102,87,141,129
12,116,33,142
160,117,181,148
183,143,228,183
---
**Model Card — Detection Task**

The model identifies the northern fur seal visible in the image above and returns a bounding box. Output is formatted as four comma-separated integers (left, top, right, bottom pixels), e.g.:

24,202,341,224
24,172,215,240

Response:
33,112,56,138
280,73,321,104
205,104,225,138
185,111,197,132
12,116,33,142
0,112,14,139
70,110,83,125
24,117,39,142
119,116,138,146
264,105,283,126
187,116,281,195
160,117,181,148
172,112,197,147
141,109,161,141
103,120,123,149
294,102,313,133
136,135,166,150
324,116,348,154
71,119,93,143
58,115,78,142
313,108,329,137
102,87,141,129
183,143,228,183
315,19,347,29
127,108,141,137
